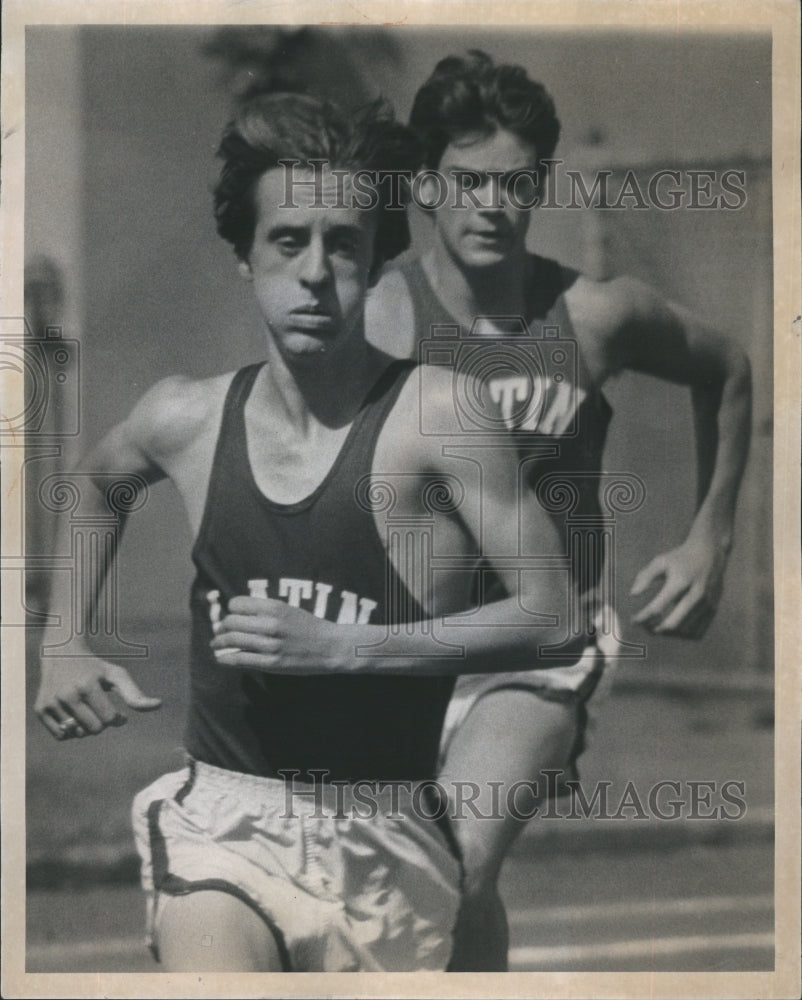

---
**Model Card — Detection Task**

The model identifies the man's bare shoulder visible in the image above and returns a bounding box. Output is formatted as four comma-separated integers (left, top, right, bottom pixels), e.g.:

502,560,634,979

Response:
561,271,670,379
384,364,480,448
396,362,467,437
374,363,464,477
563,272,657,336
120,372,236,465
369,265,411,302
366,267,416,358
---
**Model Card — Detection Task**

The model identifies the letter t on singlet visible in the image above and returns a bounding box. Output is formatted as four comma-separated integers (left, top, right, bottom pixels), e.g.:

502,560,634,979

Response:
279,578,314,607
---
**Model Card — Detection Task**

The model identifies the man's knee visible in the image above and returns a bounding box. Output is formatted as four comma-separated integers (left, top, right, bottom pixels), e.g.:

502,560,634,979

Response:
441,690,582,887
446,807,522,892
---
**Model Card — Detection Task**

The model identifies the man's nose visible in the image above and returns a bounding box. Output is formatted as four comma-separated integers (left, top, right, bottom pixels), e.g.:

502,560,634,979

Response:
477,175,506,211
298,238,330,287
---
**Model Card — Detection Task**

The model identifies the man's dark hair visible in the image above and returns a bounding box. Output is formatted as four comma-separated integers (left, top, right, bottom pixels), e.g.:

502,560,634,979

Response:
409,50,560,175
214,92,421,271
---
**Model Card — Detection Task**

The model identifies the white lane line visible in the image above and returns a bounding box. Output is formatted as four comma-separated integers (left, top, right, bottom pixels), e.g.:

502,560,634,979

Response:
27,937,148,965
27,931,776,970
508,893,773,926
509,931,774,968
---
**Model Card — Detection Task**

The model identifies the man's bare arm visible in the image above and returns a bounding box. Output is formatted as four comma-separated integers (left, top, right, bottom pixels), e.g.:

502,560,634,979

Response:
34,376,211,739
598,276,752,636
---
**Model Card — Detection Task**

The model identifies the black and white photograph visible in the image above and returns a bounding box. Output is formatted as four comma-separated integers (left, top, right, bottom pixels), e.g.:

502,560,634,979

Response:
2,1,800,997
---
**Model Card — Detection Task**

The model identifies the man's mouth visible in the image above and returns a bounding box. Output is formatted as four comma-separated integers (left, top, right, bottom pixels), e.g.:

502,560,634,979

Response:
469,228,509,242
291,302,328,313
289,305,334,329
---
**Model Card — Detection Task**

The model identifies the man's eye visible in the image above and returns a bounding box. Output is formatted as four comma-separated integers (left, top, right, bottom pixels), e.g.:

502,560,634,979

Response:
275,237,302,254
333,236,359,256
505,172,536,194
452,170,481,187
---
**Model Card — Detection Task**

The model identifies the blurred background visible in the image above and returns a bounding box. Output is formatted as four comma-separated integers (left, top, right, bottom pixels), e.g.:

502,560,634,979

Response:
21,25,774,972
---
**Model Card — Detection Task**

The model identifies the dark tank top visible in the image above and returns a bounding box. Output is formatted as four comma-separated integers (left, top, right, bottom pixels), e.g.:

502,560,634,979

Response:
394,254,613,594
186,360,455,782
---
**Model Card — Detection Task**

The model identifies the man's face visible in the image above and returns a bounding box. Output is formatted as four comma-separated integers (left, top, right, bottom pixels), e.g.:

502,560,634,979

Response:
429,128,539,269
240,167,378,362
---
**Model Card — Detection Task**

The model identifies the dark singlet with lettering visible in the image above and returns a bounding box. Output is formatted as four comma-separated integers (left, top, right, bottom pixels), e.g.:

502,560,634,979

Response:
394,253,613,595
186,360,455,782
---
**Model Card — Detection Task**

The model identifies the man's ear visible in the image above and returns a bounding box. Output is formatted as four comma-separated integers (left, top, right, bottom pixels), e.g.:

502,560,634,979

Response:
237,257,253,281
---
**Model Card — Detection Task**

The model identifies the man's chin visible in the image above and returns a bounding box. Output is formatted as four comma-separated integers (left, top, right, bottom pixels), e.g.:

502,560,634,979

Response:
281,330,336,360
457,242,515,270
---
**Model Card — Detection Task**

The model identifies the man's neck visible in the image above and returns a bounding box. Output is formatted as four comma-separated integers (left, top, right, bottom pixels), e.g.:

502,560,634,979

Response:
256,331,386,432
424,238,530,327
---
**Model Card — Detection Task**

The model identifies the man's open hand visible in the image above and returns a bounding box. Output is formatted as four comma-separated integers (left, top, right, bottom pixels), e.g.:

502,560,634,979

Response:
630,534,729,638
35,658,162,740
